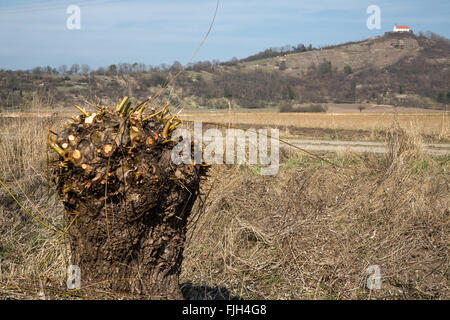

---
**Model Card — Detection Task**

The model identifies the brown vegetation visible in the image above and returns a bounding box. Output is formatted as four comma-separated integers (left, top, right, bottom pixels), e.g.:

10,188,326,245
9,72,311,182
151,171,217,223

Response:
279,102,328,113
182,125,449,299
0,114,448,299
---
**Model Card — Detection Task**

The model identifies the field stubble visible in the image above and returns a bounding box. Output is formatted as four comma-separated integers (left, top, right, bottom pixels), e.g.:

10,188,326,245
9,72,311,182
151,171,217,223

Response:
181,111,450,142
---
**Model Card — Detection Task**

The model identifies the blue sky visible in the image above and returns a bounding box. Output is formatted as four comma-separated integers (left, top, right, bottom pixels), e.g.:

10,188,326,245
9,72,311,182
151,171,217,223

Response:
0,0,449,70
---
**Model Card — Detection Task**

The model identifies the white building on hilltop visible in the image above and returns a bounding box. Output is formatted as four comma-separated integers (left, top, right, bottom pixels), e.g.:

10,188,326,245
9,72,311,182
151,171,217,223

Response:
393,25,411,32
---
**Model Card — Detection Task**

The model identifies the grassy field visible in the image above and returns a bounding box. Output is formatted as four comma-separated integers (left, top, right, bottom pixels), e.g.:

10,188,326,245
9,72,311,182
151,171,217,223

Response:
0,112,449,300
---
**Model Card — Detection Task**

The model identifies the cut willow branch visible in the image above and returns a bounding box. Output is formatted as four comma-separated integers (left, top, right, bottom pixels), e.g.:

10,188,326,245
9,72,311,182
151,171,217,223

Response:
73,104,90,117
115,96,129,113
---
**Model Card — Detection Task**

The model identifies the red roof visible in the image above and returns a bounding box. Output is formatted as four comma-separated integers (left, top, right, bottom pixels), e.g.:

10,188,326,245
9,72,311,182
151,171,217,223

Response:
395,25,410,29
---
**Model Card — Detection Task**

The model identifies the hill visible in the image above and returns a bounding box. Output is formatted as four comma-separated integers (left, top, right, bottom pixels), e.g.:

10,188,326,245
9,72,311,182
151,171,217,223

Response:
238,32,421,74
213,31,449,108
0,32,449,111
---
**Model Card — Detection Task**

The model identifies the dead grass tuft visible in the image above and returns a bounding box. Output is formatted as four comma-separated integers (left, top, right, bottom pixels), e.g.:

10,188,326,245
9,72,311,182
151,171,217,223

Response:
181,127,449,299
0,117,68,298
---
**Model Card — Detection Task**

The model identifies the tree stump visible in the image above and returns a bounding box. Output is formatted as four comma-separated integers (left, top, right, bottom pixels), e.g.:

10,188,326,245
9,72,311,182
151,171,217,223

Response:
51,99,206,299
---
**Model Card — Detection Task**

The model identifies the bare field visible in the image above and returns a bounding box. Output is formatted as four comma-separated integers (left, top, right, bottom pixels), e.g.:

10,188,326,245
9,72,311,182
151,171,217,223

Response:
180,111,449,138
1,105,448,139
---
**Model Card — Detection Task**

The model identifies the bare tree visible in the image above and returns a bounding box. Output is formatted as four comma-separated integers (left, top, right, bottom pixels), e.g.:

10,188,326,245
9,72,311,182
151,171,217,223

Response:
81,64,90,75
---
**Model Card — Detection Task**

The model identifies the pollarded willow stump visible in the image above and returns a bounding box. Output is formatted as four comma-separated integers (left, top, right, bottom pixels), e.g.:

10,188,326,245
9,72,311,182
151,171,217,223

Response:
51,98,207,299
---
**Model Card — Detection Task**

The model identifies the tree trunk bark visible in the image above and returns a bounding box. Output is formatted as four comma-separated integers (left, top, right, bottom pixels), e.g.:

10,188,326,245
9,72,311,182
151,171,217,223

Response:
52,102,205,299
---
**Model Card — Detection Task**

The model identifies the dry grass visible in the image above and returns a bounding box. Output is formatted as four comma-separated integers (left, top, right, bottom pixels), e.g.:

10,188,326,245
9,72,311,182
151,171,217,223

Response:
0,117,69,299
0,115,448,300
181,127,449,299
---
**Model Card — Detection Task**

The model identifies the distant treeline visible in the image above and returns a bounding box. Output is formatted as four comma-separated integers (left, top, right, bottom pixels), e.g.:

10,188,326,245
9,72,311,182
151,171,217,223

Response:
0,43,317,76
221,43,316,66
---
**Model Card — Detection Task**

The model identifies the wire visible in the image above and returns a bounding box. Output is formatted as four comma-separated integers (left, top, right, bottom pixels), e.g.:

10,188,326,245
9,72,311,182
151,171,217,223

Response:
0,178,64,235
136,0,220,108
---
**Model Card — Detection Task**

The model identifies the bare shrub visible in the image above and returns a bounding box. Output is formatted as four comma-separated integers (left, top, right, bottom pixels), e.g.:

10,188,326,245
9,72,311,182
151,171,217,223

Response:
280,103,328,113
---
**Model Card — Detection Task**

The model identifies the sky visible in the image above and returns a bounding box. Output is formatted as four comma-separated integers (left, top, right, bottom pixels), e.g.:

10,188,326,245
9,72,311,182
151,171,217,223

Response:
0,0,449,70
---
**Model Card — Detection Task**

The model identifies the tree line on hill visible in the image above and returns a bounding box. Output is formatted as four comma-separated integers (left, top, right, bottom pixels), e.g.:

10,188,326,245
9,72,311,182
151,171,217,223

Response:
0,33,448,111
1,42,317,77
